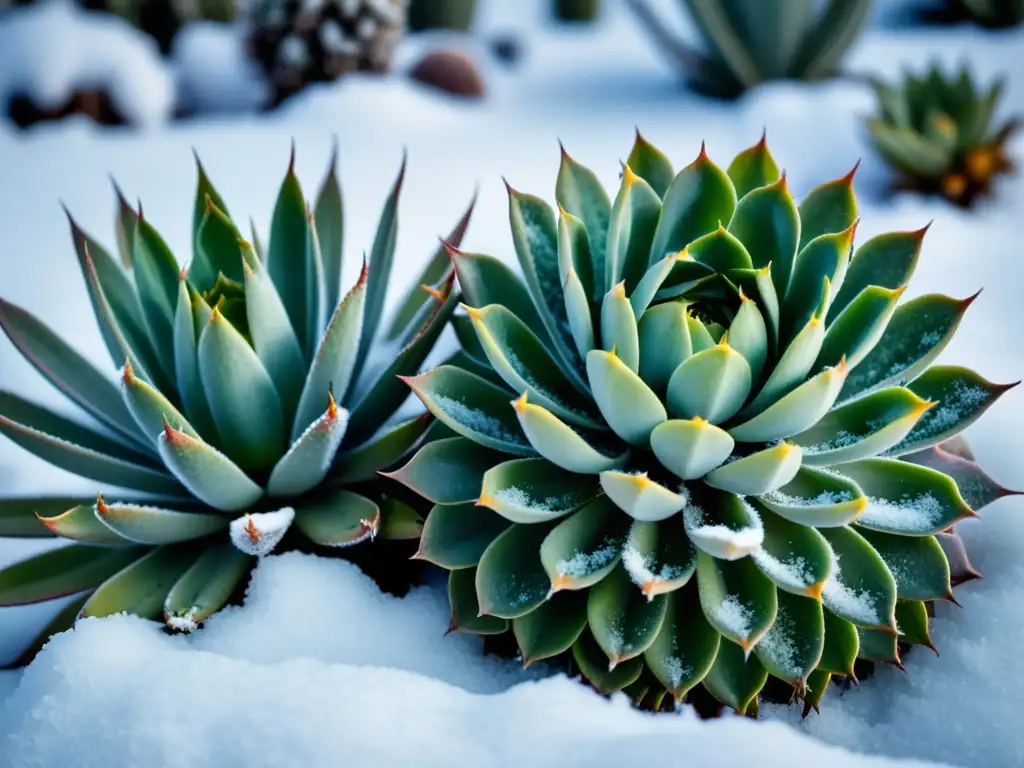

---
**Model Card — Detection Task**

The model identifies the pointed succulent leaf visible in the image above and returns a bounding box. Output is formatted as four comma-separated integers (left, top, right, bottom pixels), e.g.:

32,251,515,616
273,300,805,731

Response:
731,265,780,350
784,223,856,343
476,521,558,619
158,423,263,512
650,418,734,480
626,130,674,197
199,308,285,473
856,625,900,664
267,397,348,496
556,148,611,294
687,313,718,353
292,489,380,548
702,636,769,715
587,564,669,666
649,147,737,263
601,284,640,372
727,135,781,199
121,361,198,447
556,204,596,326
754,590,824,689
729,361,848,443
903,443,1017,511
0,497,90,539
232,509,295,560
894,599,933,650
514,591,588,665
758,466,867,527
376,497,423,541
817,285,904,370
828,227,926,323
666,341,752,424
191,154,230,263
265,157,311,353
819,525,897,631
644,581,720,697
512,394,627,474
750,504,833,597
193,200,243,293
586,349,666,446
562,263,596,360
727,294,768,380
886,366,1017,456
683,489,764,560
696,551,778,652
164,544,251,630
330,412,429,484
386,437,504,505
132,215,181,368
94,498,226,545
793,387,934,466
540,497,629,592
449,247,549,343
797,167,858,251
622,518,697,599
867,120,952,178
80,546,199,620
600,470,687,522
686,225,754,273
628,252,681,318
605,165,661,294
705,442,803,496
112,181,136,270
314,146,344,313
818,607,859,676
637,302,691,396
478,458,601,524
573,628,644,694
728,176,800,298
417,502,511,569
174,282,218,440
0,544,145,606
837,457,973,536
448,567,508,635
856,528,951,601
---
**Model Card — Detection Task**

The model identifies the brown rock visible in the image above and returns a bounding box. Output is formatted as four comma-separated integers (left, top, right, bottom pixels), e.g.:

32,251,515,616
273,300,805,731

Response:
409,49,485,99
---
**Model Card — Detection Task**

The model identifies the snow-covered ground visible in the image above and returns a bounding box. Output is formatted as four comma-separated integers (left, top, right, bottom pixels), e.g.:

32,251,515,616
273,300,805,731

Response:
0,0,1022,766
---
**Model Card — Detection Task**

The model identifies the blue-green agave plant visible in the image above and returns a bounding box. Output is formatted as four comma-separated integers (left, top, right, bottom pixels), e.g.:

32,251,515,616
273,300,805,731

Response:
0,147,474,659
390,133,1017,714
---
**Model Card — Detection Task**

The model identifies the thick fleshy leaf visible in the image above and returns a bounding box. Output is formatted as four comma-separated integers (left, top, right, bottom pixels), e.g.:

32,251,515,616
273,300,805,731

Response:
856,626,900,665
0,497,90,539
650,418,734,480
839,293,975,402
293,489,380,548
448,567,508,635
622,518,697,598
605,165,661,294
80,546,200,620
727,134,781,199
476,521,557,619
754,591,824,690
626,130,674,198
856,528,951,601
793,387,933,466
556,207,596,359
416,502,511,569
113,181,136,270
731,265,780,350
817,285,904,370
705,442,802,496
232,509,297,558
684,489,763,560
191,154,230,269
601,284,640,372
586,350,666,446
629,252,681,317
687,314,717,353
728,175,800,298
759,466,867,527
666,342,752,424
818,608,859,677
385,437,504,504
0,298,141,446
783,223,857,343
514,591,588,665
637,302,691,396
644,581,720,697
0,544,145,606
696,551,778,651
819,525,897,631
702,638,768,715
478,458,601,524
164,544,251,630
265,157,311,353
467,304,599,428
377,497,424,541
904,443,1018,511
600,470,687,522
193,199,243,293
267,397,348,496
36,501,130,545
541,497,629,591
685,225,754,273
828,227,926,323
729,361,848,443
649,147,737,263
838,458,973,536
573,628,644,694
132,215,180,369
802,669,831,716
174,283,218,441
886,366,1017,456
750,503,833,599
94,498,226,545
588,564,669,666
121,361,197,447
894,599,934,650
404,366,531,455
797,167,858,252
556,147,611,296
315,146,345,313
512,394,627,474
330,412,429,484
728,294,768,380
158,423,263,512
449,246,548,343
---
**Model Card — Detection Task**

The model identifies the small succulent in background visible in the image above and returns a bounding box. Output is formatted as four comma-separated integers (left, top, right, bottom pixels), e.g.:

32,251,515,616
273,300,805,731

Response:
625,0,871,99
406,0,476,32
867,64,1019,207
391,133,1015,715
0,146,475,661
247,0,407,107
554,0,601,23
920,0,1024,28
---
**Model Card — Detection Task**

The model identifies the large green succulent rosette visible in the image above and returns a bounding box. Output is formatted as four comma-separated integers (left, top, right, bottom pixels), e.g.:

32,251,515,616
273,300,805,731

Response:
393,134,1016,714
0,148,475,659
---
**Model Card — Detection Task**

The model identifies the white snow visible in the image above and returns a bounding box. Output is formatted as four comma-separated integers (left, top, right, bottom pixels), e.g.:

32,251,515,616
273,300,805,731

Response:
0,0,1022,765
858,493,945,534
171,22,270,116
0,0,175,128
229,508,296,556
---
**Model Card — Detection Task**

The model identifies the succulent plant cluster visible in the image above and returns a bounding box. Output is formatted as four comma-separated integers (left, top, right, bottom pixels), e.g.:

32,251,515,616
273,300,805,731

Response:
0,147,475,661
868,64,1019,207
625,0,871,98
247,0,407,106
388,134,1014,714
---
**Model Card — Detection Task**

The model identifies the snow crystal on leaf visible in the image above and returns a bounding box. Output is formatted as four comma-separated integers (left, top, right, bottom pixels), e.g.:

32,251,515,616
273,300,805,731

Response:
821,556,880,626
859,493,944,533
230,508,295,557
555,539,620,579
904,382,988,443
751,548,819,592
801,430,864,455
661,654,692,690
435,395,528,446
756,611,802,680
684,503,763,558
494,486,582,513
762,488,855,507
711,595,753,640
621,544,688,588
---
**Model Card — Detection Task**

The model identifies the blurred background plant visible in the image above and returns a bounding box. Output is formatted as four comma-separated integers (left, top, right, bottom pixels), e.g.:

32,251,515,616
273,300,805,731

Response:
914,0,1024,28
406,0,476,31
553,0,601,22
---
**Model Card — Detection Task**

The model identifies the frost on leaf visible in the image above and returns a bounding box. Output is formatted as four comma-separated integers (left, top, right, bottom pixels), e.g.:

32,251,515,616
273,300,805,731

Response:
751,548,821,594
821,555,881,626
230,507,295,556
166,612,199,633
684,502,763,560
858,493,943,534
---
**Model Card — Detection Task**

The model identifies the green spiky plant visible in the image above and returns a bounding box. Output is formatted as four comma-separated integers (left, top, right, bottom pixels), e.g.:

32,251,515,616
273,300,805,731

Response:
624,0,871,99
867,64,1019,208
0,146,475,661
389,133,1017,715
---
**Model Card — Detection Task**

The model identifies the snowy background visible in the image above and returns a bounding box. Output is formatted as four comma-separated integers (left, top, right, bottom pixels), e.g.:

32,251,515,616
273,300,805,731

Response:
0,0,1022,766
